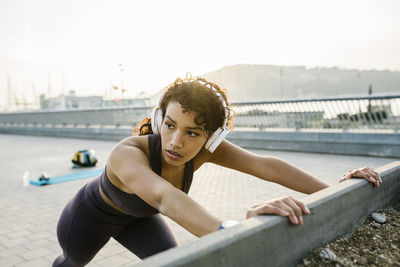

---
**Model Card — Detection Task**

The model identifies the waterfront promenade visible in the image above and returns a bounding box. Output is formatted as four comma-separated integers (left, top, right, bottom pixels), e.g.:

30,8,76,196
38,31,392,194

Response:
0,133,396,267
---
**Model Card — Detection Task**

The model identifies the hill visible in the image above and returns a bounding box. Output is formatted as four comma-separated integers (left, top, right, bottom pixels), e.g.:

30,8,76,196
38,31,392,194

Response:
202,64,400,102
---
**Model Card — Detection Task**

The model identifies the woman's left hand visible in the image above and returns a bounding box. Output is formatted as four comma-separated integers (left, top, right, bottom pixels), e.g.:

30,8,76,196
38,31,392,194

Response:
246,196,310,225
338,166,382,187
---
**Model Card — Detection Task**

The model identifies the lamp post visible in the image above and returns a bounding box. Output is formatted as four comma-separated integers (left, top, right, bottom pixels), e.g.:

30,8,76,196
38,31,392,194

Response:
119,64,125,100
280,68,284,99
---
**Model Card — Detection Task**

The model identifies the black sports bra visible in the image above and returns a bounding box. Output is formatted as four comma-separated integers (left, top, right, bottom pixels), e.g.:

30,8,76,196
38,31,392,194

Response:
99,134,194,217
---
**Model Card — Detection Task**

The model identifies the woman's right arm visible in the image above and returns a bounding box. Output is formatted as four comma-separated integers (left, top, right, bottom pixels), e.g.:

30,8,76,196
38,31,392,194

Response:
108,143,222,237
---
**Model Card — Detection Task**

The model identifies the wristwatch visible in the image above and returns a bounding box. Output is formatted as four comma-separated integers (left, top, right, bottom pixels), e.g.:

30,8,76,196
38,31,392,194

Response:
218,220,239,230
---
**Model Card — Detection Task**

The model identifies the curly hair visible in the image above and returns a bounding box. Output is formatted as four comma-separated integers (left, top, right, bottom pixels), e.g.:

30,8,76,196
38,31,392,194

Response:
133,76,234,136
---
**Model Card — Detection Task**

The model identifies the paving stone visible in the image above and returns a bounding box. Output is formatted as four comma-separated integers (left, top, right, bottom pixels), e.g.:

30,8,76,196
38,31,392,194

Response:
120,251,140,261
0,235,11,246
14,223,34,231
95,254,133,267
46,234,59,243
19,247,52,260
44,243,62,253
0,246,26,258
99,243,126,257
6,229,32,239
0,255,25,266
22,238,52,250
15,257,50,267
0,228,11,235
87,262,103,267
25,232,52,241
2,237,30,248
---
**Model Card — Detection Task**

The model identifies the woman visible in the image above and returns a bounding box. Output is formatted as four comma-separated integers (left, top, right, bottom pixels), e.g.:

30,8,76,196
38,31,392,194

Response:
53,76,381,266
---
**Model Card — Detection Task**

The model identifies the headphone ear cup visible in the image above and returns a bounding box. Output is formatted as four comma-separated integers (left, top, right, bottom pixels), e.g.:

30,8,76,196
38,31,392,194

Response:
151,108,163,135
205,127,229,153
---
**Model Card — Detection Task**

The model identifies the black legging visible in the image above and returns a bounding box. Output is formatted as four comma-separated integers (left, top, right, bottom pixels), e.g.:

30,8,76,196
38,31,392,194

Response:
53,177,177,266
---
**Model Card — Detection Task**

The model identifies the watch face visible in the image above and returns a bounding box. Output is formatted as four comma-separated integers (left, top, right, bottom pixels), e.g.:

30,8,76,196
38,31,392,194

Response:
222,220,239,228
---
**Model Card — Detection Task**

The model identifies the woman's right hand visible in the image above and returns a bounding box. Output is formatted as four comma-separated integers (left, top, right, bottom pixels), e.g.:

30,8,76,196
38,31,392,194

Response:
246,196,310,225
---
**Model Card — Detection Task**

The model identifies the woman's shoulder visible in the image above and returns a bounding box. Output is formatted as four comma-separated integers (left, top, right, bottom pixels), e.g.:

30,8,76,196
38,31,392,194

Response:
106,135,155,192
110,135,151,160
119,135,148,147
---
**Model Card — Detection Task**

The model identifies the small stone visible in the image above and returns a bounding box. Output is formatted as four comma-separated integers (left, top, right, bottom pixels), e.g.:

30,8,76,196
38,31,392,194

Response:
371,213,387,223
319,248,336,261
391,244,398,249
378,254,387,260
302,259,310,266
371,222,381,229
362,248,369,253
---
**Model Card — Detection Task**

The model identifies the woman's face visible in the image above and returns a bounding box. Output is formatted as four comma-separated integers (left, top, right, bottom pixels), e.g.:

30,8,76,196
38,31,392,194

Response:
160,101,208,168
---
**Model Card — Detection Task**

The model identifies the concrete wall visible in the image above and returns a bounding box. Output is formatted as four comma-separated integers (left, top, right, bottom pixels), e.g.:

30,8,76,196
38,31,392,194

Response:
0,107,151,127
227,130,400,158
0,126,131,141
133,161,400,267
0,126,399,158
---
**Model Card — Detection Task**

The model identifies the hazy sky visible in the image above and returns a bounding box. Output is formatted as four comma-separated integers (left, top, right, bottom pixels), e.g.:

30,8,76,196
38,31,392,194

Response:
1,0,400,107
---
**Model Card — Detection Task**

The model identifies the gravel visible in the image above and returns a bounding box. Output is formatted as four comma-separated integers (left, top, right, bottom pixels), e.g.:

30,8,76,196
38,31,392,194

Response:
297,202,400,267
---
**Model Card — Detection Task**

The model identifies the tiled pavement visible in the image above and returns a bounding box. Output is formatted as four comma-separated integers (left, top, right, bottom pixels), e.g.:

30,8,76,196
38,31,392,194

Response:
0,134,396,266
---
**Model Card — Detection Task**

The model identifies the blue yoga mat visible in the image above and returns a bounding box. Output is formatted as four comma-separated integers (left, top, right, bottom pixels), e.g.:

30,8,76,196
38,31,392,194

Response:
29,168,104,186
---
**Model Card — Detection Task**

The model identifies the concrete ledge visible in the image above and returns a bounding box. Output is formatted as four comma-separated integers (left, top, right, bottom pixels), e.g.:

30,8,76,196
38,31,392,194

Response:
1,126,399,158
227,130,400,158
134,161,400,267
0,126,130,141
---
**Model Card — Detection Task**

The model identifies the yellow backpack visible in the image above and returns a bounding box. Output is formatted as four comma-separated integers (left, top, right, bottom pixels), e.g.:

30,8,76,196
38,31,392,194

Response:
72,150,98,167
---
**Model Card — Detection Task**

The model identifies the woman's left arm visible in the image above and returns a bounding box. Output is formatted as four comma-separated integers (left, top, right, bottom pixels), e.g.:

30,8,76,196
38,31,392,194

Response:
209,140,381,194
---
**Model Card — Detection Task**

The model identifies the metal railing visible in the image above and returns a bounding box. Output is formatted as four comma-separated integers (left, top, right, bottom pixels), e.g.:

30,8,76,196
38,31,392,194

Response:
232,94,400,132
0,94,399,132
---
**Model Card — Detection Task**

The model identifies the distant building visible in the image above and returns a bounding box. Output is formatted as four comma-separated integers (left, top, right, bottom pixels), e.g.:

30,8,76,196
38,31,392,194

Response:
39,90,151,110
102,91,152,108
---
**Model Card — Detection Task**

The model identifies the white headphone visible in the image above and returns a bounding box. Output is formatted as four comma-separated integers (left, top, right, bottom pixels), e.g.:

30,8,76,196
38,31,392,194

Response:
151,79,230,153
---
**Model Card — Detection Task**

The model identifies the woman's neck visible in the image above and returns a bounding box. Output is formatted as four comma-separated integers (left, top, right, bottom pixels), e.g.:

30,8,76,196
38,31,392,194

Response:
161,159,185,175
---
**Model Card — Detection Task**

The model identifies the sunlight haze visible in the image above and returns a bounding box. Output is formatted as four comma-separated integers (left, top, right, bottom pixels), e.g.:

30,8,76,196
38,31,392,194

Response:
1,0,399,108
